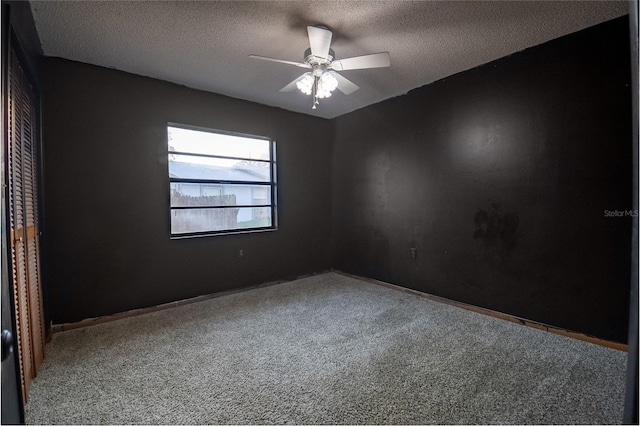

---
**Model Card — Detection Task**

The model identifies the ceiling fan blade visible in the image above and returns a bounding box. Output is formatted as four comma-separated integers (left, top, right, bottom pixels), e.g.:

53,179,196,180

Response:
249,55,310,68
280,75,304,92
331,52,391,71
307,26,332,59
334,72,359,95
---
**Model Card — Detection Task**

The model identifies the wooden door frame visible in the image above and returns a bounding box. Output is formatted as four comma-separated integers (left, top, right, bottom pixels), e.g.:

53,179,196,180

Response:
1,0,47,414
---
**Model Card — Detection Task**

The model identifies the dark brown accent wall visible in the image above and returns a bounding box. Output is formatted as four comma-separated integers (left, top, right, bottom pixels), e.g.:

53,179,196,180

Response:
44,16,633,343
332,17,632,343
43,59,333,323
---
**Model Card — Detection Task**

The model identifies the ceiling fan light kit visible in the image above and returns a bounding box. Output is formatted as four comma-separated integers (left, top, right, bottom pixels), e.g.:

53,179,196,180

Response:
249,25,391,110
296,71,338,96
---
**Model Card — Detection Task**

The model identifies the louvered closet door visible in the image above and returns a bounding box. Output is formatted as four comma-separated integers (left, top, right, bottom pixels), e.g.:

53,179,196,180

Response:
21,53,44,373
8,45,45,402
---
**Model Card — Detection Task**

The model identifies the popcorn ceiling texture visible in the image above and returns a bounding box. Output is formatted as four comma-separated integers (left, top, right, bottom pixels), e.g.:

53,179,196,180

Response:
26,273,625,424
29,1,628,119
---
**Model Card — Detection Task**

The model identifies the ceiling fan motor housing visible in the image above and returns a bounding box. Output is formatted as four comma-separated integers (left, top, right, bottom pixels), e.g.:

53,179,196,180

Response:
304,47,335,66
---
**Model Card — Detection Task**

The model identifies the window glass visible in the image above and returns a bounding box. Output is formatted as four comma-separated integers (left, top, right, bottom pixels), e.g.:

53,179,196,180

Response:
168,125,276,237
170,207,273,235
169,154,270,182
169,126,270,160
170,183,272,207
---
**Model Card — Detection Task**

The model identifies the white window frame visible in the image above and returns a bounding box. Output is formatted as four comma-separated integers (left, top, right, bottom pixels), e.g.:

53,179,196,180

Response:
168,123,277,238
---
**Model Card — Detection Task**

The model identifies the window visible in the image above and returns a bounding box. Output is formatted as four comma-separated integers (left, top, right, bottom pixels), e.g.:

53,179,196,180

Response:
168,124,277,237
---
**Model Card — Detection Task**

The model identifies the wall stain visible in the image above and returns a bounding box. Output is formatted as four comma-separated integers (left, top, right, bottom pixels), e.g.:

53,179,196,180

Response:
473,203,519,257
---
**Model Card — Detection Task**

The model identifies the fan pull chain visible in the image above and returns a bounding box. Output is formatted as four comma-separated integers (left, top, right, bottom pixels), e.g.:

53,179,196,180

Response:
312,76,318,109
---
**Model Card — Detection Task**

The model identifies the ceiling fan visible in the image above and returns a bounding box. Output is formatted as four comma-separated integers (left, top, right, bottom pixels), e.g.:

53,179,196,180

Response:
249,25,391,109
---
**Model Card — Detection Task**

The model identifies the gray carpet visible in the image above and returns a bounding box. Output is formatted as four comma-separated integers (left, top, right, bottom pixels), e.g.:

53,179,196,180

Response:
26,272,626,424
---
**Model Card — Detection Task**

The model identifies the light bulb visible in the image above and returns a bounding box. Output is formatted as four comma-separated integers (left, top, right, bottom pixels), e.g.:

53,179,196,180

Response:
320,72,338,92
296,73,314,96
315,72,338,99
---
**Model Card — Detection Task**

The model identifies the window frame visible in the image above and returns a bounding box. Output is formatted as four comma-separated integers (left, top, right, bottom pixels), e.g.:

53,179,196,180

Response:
167,123,278,239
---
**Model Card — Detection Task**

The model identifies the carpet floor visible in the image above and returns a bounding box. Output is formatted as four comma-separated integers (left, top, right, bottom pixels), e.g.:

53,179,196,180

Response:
25,272,626,424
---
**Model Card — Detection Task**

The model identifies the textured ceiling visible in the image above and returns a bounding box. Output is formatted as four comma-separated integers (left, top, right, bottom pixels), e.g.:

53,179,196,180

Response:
30,1,628,119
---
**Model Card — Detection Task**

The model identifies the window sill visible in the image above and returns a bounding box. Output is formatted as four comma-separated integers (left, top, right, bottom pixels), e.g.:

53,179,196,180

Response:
170,226,278,240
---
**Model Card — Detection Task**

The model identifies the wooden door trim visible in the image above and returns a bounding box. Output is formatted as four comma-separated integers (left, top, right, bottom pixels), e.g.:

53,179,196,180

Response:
5,24,45,403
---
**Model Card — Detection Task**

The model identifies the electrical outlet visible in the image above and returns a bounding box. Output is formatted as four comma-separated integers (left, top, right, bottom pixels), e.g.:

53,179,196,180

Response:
410,248,417,259
239,249,244,257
